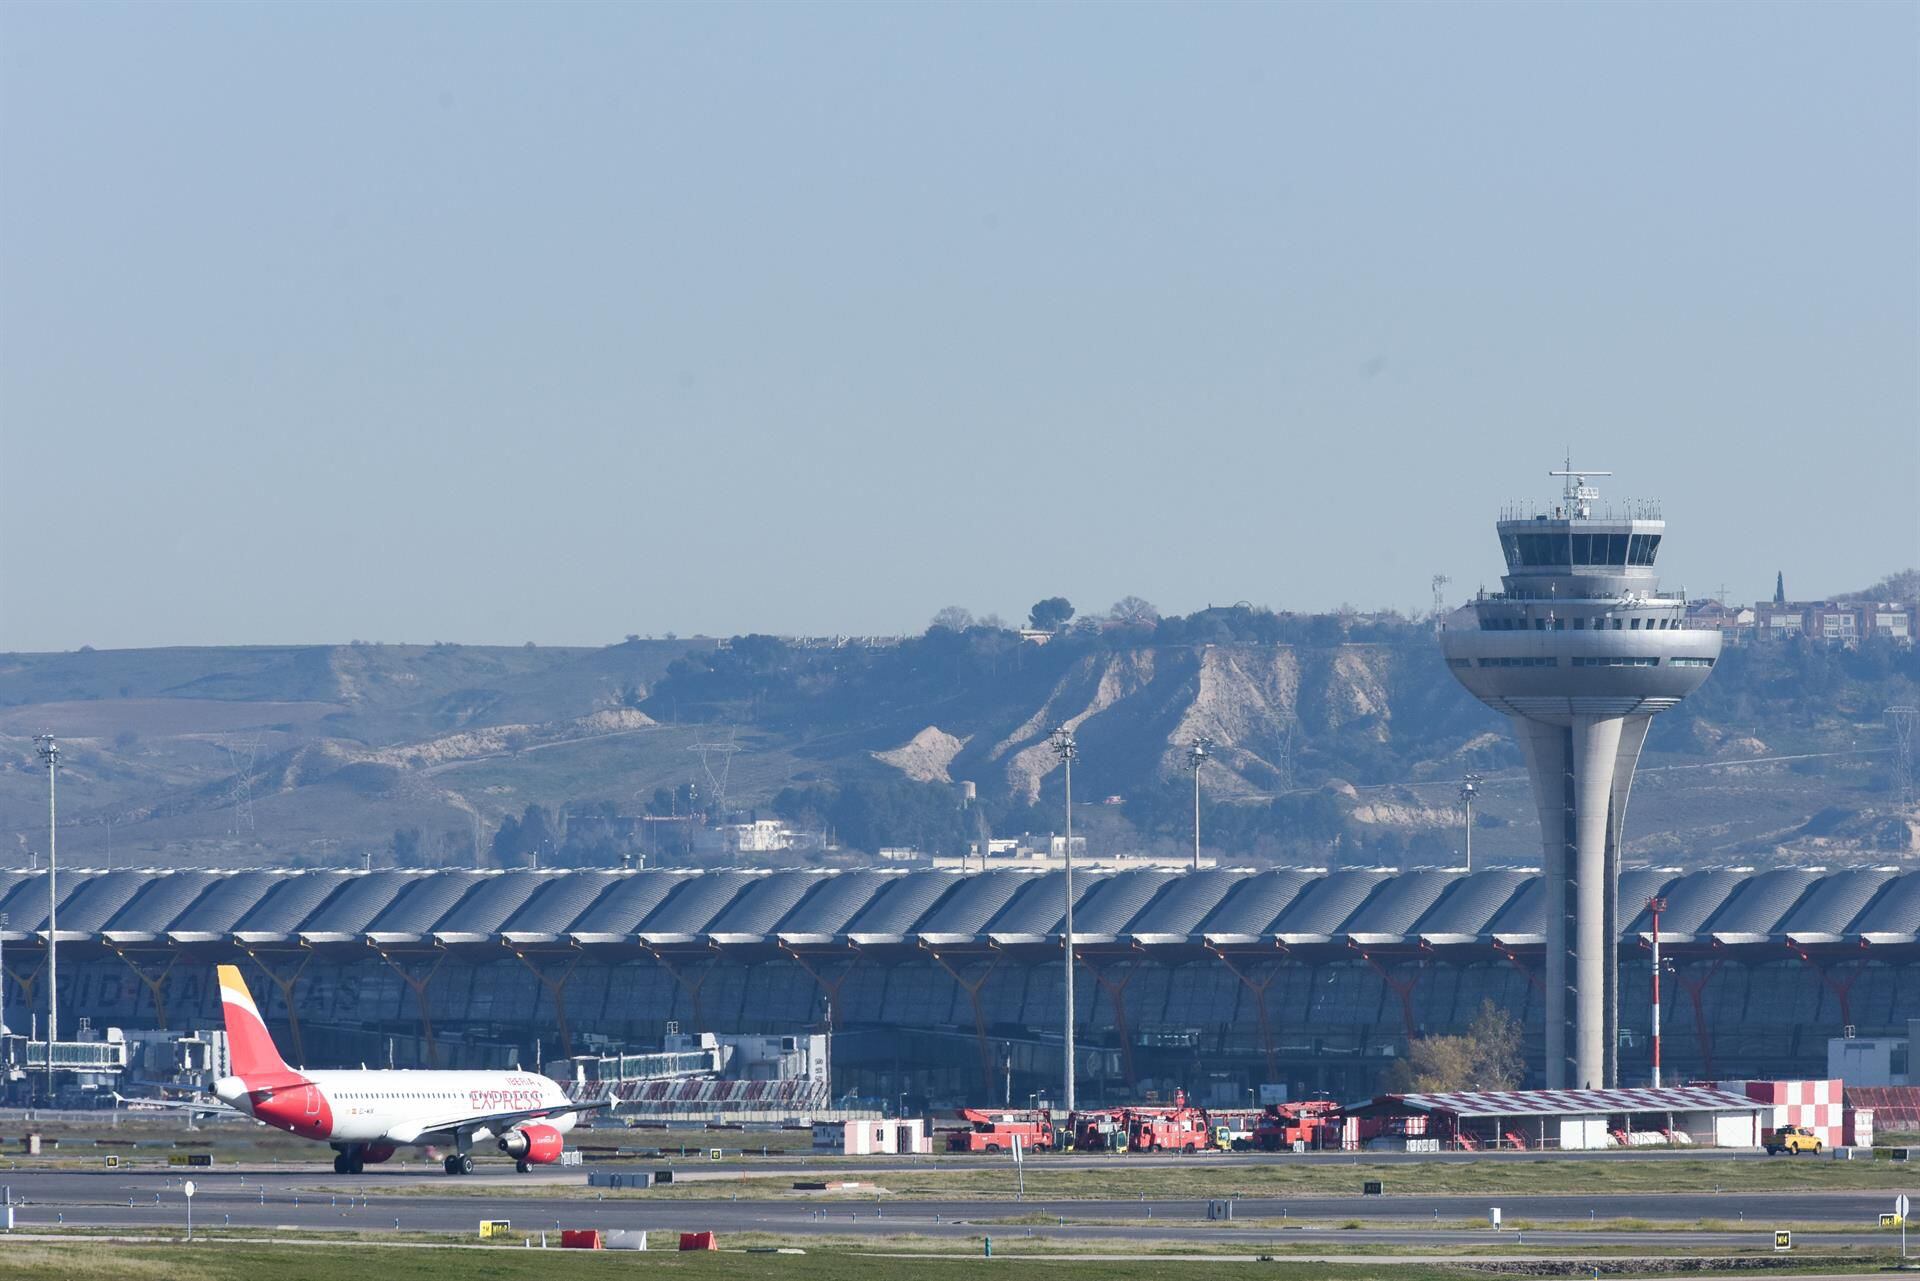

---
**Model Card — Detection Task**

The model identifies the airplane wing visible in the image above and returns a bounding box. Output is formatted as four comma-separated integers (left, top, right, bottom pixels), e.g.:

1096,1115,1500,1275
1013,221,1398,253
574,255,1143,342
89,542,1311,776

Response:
387,1098,611,1146
113,1092,238,1116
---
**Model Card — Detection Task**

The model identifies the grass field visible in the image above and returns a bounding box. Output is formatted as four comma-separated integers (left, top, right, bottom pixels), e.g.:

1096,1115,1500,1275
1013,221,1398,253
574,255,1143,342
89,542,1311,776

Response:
379,1153,1920,1201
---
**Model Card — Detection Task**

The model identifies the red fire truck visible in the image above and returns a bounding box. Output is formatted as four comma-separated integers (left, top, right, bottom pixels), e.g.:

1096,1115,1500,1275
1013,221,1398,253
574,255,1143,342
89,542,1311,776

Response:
1123,1089,1213,1153
946,1108,1057,1154
1253,1100,1343,1151
1068,1108,1129,1153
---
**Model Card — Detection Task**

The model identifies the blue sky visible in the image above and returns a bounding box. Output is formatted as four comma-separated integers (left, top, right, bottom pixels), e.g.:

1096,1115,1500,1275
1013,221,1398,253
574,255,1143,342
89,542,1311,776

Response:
2,0,1913,649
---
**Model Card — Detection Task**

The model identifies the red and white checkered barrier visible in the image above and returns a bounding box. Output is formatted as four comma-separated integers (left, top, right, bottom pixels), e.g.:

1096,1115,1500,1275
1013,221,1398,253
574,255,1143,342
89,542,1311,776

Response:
1706,1079,1844,1147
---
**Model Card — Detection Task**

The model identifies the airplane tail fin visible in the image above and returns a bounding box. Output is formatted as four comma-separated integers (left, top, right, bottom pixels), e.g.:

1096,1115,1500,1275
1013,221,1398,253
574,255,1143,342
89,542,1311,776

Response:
217,964,293,1080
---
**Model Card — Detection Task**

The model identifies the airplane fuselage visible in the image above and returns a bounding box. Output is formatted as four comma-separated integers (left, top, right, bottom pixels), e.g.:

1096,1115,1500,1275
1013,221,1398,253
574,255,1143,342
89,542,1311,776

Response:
216,1069,575,1148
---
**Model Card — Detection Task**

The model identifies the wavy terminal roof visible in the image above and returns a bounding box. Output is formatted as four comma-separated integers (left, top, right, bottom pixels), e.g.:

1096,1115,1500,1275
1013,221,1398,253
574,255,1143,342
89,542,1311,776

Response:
0,865,1912,951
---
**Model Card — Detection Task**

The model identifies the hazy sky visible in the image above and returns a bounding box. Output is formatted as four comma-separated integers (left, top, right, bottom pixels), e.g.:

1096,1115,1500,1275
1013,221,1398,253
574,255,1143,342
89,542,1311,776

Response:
2,1,1914,651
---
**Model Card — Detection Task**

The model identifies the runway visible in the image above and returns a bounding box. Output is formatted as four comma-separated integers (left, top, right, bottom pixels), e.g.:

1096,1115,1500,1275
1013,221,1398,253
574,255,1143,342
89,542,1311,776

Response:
0,1164,1899,1251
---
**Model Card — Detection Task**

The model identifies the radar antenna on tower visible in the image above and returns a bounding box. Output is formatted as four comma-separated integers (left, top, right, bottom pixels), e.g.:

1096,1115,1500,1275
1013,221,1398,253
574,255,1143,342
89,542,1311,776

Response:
1548,457,1612,518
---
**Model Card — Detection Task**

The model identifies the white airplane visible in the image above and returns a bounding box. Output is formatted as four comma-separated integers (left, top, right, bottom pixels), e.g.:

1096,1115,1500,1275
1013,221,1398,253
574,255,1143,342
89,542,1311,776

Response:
201,964,603,1175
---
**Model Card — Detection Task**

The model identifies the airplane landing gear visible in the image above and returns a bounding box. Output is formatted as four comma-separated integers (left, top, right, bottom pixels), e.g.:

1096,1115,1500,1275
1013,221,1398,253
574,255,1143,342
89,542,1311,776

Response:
334,1147,367,1175
516,1159,530,1174
443,1153,475,1176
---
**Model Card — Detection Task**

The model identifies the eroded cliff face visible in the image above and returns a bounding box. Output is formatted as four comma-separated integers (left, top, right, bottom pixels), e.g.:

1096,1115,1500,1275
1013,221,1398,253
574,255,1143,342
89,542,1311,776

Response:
873,643,1407,802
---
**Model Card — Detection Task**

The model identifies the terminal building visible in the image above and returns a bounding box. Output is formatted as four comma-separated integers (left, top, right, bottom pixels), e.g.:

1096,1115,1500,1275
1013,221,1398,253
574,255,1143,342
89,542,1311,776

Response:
2,863,1917,1106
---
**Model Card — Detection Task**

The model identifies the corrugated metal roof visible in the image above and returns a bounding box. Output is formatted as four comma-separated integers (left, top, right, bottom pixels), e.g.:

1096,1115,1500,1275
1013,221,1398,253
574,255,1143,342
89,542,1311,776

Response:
1418,869,1530,937
707,872,828,936
367,870,490,935
101,871,222,935
168,871,288,935
1345,870,1455,937
1706,869,1822,936
51,871,155,933
1384,1084,1761,1118
1131,869,1243,937
1657,869,1747,936
1200,869,1317,936
638,871,761,935
434,871,556,936
302,872,420,936
568,872,693,936
5,866,1918,950
776,869,898,937
500,873,620,936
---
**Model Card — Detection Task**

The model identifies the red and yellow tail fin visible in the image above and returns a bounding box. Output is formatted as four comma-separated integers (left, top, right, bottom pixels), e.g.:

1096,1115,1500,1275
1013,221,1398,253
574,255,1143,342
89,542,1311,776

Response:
217,964,293,1080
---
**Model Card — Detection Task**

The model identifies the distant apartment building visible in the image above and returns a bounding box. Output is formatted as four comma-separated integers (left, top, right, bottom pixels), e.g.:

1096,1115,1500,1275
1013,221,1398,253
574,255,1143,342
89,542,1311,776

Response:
1752,600,1916,646
720,819,799,853
931,833,1217,871
1686,599,1755,642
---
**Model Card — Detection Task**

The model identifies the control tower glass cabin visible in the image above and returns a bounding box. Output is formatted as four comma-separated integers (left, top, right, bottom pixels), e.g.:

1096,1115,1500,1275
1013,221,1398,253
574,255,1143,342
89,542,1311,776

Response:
1440,470,1720,1089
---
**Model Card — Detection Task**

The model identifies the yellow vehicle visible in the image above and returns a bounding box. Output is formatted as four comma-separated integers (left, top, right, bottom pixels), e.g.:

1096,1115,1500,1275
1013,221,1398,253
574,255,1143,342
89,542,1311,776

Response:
1763,1124,1822,1156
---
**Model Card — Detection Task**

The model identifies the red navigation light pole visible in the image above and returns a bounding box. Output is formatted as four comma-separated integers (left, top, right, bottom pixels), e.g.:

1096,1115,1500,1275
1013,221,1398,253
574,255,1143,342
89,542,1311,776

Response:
1648,896,1667,1088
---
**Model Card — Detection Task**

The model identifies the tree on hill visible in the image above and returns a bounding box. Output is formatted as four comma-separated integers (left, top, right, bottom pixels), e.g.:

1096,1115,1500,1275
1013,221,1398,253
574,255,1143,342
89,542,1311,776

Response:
929,606,975,632
1108,596,1159,626
1841,569,1919,602
1027,597,1074,631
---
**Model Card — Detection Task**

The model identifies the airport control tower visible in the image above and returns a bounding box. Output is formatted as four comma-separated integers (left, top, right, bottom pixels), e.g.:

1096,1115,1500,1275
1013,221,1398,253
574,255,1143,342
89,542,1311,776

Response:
1442,467,1720,1089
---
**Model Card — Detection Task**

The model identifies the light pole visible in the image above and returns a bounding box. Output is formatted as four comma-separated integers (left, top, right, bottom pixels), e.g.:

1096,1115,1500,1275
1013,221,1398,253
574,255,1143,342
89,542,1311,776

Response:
1185,740,1210,872
1459,773,1480,872
35,736,58,1102
1648,896,1666,1088
1050,726,1078,1115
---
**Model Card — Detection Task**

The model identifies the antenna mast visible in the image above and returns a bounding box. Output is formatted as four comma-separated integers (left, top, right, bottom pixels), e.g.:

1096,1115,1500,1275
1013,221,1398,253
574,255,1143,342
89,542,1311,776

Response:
1547,461,1612,518
226,738,259,836
688,729,742,823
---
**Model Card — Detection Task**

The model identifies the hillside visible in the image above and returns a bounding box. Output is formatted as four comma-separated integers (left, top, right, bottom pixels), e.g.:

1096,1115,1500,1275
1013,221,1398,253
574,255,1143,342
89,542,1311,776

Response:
0,611,1913,872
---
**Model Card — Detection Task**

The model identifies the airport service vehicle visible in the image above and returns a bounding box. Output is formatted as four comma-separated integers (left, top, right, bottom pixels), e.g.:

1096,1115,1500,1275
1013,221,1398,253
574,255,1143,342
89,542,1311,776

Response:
1207,1109,1260,1152
1763,1124,1823,1156
1253,1100,1342,1151
947,1108,1056,1153
200,965,605,1174
1069,1108,1129,1153
1124,1090,1212,1153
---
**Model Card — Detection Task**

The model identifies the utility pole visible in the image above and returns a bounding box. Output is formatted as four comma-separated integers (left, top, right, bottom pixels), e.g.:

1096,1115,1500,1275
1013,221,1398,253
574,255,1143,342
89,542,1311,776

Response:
1648,896,1666,1088
35,735,59,1102
1185,739,1210,872
1459,773,1480,871
1050,727,1078,1115
1888,707,1918,808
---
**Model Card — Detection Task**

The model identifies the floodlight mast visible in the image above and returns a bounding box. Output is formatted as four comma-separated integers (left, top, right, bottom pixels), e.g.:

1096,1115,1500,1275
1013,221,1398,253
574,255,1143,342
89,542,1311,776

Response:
1648,896,1667,1088
36,735,59,1101
1050,726,1078,1115
1185,740,1211,872
1459,773,1480,872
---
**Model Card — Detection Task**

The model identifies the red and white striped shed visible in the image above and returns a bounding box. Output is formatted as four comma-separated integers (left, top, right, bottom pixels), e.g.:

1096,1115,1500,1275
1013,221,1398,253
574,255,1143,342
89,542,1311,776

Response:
1348,1085,1767,1151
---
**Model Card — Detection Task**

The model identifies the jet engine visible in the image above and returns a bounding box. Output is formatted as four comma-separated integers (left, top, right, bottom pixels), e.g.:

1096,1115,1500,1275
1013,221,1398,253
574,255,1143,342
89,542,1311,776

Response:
498,1123,565,1165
